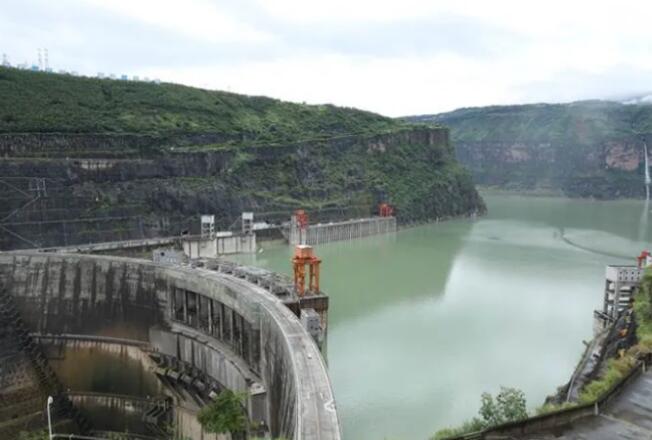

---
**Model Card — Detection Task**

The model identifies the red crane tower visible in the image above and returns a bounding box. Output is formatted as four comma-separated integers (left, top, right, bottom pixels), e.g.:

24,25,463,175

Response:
292,245,321,297
637,250,651,268
379,203,394,217
293,209,310,244
294,209,309,228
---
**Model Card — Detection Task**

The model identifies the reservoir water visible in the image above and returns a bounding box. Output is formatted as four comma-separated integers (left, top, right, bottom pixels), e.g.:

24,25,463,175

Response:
234,193,652,440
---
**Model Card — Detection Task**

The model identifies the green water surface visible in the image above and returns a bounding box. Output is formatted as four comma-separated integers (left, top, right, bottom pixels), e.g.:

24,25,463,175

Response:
234,194,652,440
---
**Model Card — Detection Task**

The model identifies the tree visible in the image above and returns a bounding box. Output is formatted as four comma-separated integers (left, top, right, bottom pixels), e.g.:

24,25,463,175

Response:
432,386,527,440
197,389,247,435
479,387,527,426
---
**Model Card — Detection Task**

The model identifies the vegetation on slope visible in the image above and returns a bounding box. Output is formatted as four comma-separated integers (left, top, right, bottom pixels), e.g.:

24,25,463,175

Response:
433,269,652,439
0,67,401,140
573,270,652,403
409,101,652,144
197,390,247,436
635,270,652,336
0,67,483,248
406,101,652,198
146,133,485,226
432,387,528,439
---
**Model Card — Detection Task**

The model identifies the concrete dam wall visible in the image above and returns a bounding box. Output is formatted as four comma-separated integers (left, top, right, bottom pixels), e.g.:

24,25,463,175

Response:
289,216,397,246
0,252,341,440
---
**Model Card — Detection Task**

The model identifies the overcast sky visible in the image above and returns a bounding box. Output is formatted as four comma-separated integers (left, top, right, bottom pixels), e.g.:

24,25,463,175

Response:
2,0,652,116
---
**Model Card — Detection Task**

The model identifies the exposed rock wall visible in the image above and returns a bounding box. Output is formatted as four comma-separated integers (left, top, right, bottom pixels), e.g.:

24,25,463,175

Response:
455,138,645,197
408,102,652,198
0,127,484,250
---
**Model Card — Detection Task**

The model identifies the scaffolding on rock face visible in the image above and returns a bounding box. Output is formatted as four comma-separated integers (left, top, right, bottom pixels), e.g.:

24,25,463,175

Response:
0,177,49,248
292,245,321,297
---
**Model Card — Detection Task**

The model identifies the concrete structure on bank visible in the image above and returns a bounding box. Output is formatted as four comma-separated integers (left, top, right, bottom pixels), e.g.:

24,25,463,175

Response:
37,213,258,259
38,232,255,258
183,213,257,258
182,233,256,258
289,216,397,246
0,251,340,440
41,235,180,254
594,265,645,333
567,263,647,402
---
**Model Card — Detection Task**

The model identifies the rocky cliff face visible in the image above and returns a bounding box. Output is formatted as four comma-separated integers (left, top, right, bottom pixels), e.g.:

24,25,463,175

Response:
455,138,644,197
0,127,485,250
0,67,484,250
407,101,652,198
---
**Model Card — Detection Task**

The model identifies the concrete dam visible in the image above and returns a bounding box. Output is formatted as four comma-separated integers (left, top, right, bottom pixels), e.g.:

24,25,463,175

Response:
288,216,397,246
0,251,341,440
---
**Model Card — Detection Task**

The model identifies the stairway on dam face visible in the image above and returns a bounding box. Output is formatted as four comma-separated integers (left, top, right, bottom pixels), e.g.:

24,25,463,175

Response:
0,286,90,438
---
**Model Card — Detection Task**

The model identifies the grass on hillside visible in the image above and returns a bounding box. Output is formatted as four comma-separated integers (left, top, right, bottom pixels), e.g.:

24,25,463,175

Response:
0,67,401,140
412,101,652,144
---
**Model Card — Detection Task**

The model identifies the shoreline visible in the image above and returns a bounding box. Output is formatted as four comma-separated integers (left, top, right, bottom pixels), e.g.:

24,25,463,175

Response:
477,186,651,202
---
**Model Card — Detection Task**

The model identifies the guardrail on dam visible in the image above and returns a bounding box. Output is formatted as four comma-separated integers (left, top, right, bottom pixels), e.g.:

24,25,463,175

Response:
0,251,341,440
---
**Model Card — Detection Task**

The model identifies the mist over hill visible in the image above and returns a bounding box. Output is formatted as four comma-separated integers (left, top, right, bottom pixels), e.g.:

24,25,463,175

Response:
406,100,652,198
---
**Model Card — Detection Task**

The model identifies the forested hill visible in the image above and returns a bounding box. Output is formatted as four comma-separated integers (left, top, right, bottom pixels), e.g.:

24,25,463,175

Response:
406,101,652,198
0,66,399,142
0,67,484,249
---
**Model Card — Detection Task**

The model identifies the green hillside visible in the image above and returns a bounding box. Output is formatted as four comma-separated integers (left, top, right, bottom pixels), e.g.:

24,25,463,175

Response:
411,101,652,144
406,101,652,198
0,66,400,141
0,67,483,249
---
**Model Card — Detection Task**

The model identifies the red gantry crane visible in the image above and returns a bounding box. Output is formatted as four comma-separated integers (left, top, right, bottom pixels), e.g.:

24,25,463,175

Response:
294,209,309,228
637,250,651,268
292,244,321,297
378,203,394,217
294,209,310,245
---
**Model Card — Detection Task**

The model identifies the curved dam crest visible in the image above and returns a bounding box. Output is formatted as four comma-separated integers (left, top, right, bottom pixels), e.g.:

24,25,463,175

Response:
0,251,341,440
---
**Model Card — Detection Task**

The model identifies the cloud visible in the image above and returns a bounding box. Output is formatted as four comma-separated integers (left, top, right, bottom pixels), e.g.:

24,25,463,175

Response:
143,53,517,116
81,0,274,44
2,0,652,116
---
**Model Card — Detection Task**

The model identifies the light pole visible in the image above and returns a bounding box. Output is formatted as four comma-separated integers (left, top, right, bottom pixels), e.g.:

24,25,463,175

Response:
46,396,54,440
